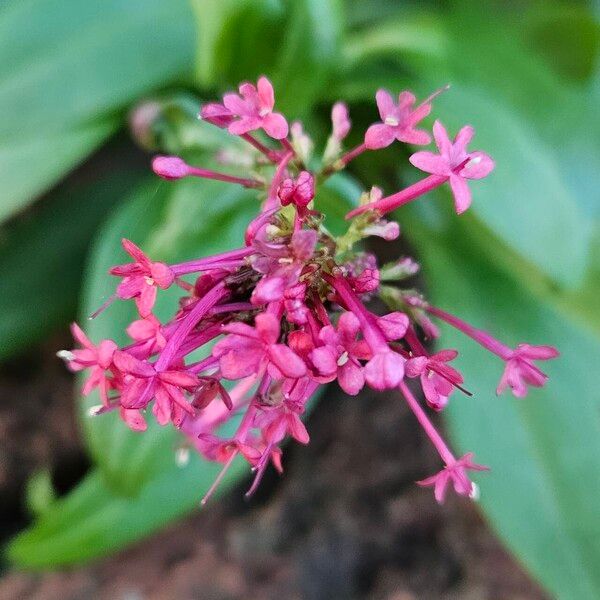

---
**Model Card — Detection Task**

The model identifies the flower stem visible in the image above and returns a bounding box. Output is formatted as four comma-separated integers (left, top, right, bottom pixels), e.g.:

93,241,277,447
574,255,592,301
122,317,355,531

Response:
399,380,455,465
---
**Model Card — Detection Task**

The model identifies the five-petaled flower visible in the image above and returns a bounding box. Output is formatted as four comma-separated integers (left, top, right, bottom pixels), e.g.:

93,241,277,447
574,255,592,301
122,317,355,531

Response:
113,351,197,427
64,75,558,506
365,89,432,149
406,349,463,411
410,120,495,214
417,453,489,504
110,239,174,317
222,76,289,139
213,313,307,380
497,344,559,398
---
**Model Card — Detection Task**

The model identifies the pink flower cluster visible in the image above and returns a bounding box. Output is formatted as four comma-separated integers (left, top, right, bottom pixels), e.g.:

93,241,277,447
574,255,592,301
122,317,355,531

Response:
62,77,558,505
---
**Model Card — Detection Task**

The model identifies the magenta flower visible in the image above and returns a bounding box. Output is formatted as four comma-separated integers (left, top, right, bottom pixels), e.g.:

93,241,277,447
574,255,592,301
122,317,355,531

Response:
406,349,463,411
254,397,310,446
222,76,289,139
212,313,307,380
497,344,559,398
417,453,489,504
251,229,317,304
113,351,197,427
365,90,432,149
67,77,557,505
126,314,166,358
110,239,174,317
61,323,117,406
309,312,371,395
410,121,495,214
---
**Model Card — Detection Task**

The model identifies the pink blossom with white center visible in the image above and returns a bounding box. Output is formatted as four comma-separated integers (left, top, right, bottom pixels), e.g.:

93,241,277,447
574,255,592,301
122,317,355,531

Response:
110,239,174,317
66,76,558,505
251,229,317,304
309,312,372,395
126,314,166,358
410,120,495,214
417,453,489,504
222,76,289,139
254,397,310,446
497,344,559,398
406,349,463,411
365,89,432,149
331,102,351,141
113,350,198,427
60,323,117,406
212,313,307,381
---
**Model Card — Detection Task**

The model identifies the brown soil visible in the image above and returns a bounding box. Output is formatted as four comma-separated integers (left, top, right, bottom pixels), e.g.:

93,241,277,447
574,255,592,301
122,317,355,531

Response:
0,335,549,600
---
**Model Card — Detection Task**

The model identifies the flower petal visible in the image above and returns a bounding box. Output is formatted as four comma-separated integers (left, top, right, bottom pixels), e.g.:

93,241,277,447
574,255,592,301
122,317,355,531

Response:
364,123,396,149
409,151,450,176
262,112,289,139
449,174,472,214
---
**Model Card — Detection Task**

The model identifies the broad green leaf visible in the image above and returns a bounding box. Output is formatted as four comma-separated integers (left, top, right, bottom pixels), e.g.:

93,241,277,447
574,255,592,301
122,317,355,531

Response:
0,121,114,223
0,0,195,218
410,217,600,600
433,85,593,289
80,177,258,494
272,0,344,115
190,0,283,87
0,167,143,360
8,426,246,568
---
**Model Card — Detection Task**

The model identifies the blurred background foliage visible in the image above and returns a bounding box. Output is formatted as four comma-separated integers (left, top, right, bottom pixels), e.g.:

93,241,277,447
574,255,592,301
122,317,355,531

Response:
1,0,598,598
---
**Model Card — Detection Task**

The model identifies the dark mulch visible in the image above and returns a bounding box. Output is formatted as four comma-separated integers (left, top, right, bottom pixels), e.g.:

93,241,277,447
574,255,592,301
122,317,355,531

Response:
0,335,548,600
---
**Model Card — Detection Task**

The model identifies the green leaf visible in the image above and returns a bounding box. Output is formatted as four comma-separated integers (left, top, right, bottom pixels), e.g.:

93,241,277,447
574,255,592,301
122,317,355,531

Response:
435,85,593,288
8,430,246,568
190,0,283,87
272,0,344,115
0,121,115,223
411,219,600,600
0,167,144,360
80,177,258,494
0,0,195,219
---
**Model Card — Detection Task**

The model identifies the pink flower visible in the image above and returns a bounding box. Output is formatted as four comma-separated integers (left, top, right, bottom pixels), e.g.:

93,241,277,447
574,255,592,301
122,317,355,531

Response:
113,351,197,427
222,76,289,139
197,434,261,464
62,323,117,406
126,314,166,357
278,171,315,211
254,398,310,446
497,344,559,398
212,313,307,380
331,102,351,141
309,312,371,395
110,239,174,317
406,349,463,411
409,121,494,214
251,229,317,304
417,453,489,503
365,90,432,149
